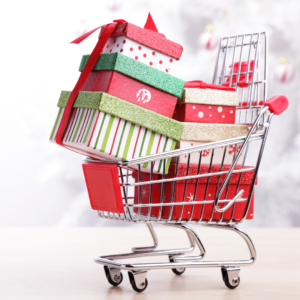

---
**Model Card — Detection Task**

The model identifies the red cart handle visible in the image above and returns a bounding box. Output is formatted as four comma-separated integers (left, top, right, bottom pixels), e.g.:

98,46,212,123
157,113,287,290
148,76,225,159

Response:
265,95,289,115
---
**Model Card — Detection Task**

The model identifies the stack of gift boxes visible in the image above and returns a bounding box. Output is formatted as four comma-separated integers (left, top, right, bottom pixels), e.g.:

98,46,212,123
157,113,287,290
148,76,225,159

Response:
50,15,256,221
50,17,185,174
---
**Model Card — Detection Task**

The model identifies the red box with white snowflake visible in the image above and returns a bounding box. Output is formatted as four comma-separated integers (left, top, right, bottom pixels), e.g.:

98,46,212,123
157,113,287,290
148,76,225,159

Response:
173,88,239,124
160,164,256,222
80,70,178,118
131,164,255,222
132,172,161,217
102,20,183,74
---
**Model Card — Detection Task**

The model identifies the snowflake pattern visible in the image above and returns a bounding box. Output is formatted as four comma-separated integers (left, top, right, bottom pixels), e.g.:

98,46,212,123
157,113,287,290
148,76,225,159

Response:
187,193,195,202
202,149,211,157
141,188,147,198
228,144,242,155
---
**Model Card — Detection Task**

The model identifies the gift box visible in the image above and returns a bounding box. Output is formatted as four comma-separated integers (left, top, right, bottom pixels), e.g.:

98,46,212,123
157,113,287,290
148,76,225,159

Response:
173,88,239,124
79,53,184,98
175,141,245,165
160,164,256,222
50,91,183,174
181,123,250,142
79,53,184,118
101,18,183,74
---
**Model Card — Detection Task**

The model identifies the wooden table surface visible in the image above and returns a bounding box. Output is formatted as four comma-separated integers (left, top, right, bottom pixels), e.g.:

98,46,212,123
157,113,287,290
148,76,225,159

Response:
1,226,299,299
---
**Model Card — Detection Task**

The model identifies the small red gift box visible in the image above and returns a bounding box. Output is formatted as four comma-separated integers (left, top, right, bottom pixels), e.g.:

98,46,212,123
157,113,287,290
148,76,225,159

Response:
173,87,239,124
80,70,178,118
161,164,256,222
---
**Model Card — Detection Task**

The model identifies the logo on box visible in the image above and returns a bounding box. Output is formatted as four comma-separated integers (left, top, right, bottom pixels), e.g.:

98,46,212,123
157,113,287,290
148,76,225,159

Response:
136,89,151,103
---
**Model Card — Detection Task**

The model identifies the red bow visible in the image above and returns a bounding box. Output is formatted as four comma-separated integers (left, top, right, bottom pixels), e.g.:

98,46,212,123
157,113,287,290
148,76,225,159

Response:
55,19,126,146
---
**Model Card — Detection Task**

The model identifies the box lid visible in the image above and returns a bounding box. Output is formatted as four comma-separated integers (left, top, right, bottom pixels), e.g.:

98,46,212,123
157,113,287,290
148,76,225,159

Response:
180,88,239,106
181,123,250,142
107,22,183,60
79,53,184,98
58,91,183,141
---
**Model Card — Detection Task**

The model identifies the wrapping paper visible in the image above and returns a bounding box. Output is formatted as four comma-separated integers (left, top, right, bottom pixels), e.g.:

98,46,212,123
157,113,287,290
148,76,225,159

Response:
180,88,239,106
181,123,250,142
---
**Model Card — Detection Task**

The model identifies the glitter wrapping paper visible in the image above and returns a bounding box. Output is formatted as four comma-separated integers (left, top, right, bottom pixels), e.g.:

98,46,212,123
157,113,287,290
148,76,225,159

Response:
57,91,183,141
180,88,239,106
79,53,184,98
181,123,250,142
107,22,183,60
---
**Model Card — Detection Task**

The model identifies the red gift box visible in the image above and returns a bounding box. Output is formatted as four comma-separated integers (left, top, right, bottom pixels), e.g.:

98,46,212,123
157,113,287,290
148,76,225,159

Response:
107,21,183,60
80,70,178,118
161,164,256,222
132,164,256,222
173,103,236,124
132,172,161,217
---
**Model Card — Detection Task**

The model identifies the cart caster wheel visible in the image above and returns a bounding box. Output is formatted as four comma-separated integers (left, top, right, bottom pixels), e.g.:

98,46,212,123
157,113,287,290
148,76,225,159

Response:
128,271,148,293
169,256,186,275
104,266,123,286
221,267,240,289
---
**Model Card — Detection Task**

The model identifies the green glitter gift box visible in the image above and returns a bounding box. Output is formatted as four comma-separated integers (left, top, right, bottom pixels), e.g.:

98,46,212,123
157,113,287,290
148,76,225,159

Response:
50,91,183,174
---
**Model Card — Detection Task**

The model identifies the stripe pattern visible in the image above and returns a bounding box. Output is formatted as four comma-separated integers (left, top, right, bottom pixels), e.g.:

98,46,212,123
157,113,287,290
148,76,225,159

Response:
50,108,175,174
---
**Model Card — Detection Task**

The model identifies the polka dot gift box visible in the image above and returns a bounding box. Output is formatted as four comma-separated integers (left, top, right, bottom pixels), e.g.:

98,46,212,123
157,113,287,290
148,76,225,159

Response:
173,81,239,124
100,13,182,74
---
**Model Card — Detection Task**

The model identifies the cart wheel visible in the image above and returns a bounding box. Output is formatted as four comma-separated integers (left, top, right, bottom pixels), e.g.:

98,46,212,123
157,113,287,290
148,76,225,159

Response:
104,266,123,286
221,267,240,289
128,272,148,293
169,257,186,275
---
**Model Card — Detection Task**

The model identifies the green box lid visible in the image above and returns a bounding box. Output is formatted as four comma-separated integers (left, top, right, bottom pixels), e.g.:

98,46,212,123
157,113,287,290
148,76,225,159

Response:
79,53,184,98
58,91,183,141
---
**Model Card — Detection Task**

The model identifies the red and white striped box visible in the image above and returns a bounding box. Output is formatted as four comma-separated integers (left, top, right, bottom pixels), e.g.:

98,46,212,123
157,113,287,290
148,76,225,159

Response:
101,21,183,74
175,141,246,166
173,88,239,124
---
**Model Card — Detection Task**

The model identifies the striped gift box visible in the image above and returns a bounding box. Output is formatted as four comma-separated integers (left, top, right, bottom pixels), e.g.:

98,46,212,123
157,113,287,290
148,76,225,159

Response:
50,92,183,174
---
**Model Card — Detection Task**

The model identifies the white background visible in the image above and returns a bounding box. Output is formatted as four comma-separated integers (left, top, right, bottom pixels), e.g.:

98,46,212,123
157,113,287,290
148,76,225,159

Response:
0,0,299,227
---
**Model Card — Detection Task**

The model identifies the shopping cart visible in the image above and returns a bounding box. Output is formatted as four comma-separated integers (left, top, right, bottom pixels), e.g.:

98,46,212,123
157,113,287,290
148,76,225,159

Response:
82,32,288,292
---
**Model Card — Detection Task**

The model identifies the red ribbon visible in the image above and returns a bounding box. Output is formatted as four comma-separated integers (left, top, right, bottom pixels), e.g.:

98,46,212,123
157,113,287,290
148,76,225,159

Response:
55,20,126,146
184,80,236,91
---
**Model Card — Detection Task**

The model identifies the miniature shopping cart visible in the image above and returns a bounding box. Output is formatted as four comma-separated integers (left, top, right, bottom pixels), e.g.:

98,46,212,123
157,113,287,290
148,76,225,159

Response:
82,32,288,292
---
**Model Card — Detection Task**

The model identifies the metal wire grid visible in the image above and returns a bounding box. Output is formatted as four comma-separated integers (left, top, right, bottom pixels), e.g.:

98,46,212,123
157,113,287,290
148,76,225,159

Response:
213,32,267,125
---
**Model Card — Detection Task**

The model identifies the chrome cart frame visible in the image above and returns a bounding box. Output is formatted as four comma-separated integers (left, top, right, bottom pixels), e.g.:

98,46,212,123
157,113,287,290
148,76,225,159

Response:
89,32,277,292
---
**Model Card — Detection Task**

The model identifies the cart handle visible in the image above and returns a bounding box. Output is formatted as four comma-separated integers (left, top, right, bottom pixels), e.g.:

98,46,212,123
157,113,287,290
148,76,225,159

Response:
214,95,288,213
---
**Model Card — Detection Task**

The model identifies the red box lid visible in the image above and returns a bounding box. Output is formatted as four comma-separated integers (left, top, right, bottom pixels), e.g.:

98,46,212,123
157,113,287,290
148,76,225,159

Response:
108,22,183,60
166,164,257,185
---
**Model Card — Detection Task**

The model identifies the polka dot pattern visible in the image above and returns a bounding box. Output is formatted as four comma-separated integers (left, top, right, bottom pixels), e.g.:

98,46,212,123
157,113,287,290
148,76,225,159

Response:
102,36,177,74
